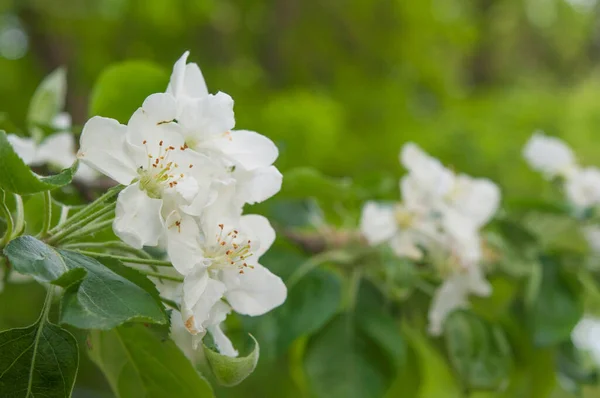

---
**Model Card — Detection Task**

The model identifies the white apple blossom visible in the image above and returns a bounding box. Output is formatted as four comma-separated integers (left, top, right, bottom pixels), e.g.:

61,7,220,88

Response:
564,167,600,210
523,132,577,179
78,93,220,249
361,142,499,335
572,316,600,366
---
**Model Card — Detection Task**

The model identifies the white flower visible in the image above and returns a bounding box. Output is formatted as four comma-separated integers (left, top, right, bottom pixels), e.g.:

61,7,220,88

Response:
164,210,286,341
444,175,501,228
523,132,577,179
428,265,491,336
564,167,600,210
166,52,282,207
572,316,600,366
78,93,219,249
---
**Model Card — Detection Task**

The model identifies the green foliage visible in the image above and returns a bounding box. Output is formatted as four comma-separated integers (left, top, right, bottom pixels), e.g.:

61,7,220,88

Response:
444,310,512,391
88,323,214,397
203,334,259,387
0,130,77,194
4,236,167,329
89,61,169,124
0,289,78,398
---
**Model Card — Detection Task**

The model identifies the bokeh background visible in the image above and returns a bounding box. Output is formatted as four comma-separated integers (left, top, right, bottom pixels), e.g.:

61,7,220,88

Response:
2,0,600,397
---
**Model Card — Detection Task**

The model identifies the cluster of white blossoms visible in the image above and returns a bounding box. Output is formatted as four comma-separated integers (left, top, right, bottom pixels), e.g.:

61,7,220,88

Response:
7,113,97,182
523,132,600,249
78,51,286,356
360,143,501,335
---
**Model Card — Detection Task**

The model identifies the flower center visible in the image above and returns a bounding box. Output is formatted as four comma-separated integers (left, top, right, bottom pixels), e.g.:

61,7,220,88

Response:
137,140,194,199
394,206,415,229
207,224,254,274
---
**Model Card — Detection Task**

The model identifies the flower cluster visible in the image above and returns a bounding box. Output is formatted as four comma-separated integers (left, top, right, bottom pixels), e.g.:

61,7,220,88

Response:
360,143,501,335
78,51,286,356
524,132,600,249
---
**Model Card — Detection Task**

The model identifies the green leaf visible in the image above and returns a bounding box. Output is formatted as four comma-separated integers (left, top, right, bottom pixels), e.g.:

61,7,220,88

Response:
444,310,512,390
304,313,396,398
0,296,78,397
88,323,214,397
4,235,167,329
89,61,169,123
529,255,583,347
0,130,77,194
203,334,259,387
27,67,67,132
242,268,342,359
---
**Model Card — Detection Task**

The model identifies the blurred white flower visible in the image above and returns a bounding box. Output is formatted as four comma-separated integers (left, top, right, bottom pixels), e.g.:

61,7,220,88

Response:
572,316,600,366
564,167,600,210
523,132,577,179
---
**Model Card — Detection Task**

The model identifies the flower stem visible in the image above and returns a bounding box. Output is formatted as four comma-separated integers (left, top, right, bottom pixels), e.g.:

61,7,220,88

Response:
72,250,173,267
0,189,14,248
47,205,115,245
62,241,152,259
39,191,53,238
344,268,362,311
53,219,114,245
11,194,24,239
49,185,122,234
137,269,183,282
160,297,180,311
286,250,352,289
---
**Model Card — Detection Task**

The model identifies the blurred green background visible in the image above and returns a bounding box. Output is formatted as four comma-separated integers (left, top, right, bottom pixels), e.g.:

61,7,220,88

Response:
2,0,600,397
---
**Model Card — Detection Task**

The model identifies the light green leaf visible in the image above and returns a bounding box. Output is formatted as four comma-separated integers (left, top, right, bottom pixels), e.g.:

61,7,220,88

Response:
88,323,214,397
4,235,167,329
304,314,396,398
203,334,259,387
89,61,169,123
0,130,78,194
27,67,67,132
0,295,78,397
444,310,512,390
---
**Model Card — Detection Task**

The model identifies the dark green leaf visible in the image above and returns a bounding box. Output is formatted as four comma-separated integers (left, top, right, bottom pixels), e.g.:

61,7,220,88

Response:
0,312,78,397
304,314,396,398
0,130,77,194
88,323,214,397
89,61,169,123
27,67,67,132
529,256,583,347
203,334,259,387
556,341,598,395
4,236,167,329
444,310,512,390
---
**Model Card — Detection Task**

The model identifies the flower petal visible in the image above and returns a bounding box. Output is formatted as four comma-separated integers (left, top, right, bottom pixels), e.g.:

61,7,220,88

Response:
427,277,469,336
241,214,275,258
140,93,179,124
113,183,164,249
233,166,283,206
223,263,287,316
167,51,209,100
359,201,397,245
178,92,235,142
78,116,137,184
215,130,278,170
183,268,227,334
165,211,207,275
7,135,38,165
37,132,76,169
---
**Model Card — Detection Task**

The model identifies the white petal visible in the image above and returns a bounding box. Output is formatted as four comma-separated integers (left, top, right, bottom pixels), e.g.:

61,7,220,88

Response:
428,277,469,336
223,263,287,316
167,51,190,100
73,162,98,183
216,130,278,170
523,132,576,178
183,268,227,334
565,167,600,209
7,135,38,165
141,93,179,124
208,324,238,357
233,166,282,206
448,175,501,227
37,132,76,169
113,183,164,249
360,201,397,245
389,233,422,260
241,214,275,258
165,211,206,275
52,112,72,131
178,92,235,142
182,63,209,98
78,116,138,185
